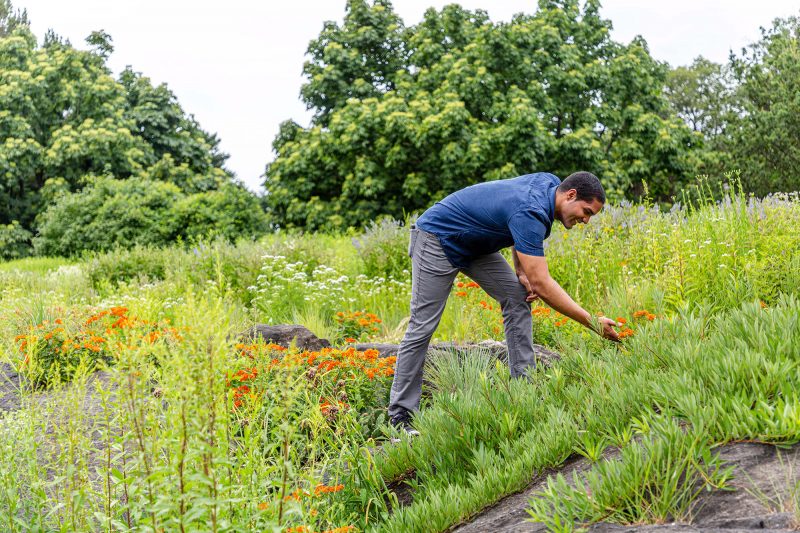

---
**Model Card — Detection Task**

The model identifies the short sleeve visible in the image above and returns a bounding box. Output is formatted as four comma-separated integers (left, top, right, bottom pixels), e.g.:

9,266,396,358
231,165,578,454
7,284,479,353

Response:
508,209,547,256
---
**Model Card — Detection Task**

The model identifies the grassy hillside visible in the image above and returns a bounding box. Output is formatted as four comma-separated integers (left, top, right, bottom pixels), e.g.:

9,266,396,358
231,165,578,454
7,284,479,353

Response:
0,188,798,531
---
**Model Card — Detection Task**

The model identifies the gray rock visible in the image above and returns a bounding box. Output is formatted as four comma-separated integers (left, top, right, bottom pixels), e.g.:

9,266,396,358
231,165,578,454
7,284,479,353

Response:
353,343,404,358
354,340,561,368
453,447,620,533
0,363,22,412
240,324,331,351
453,442,800,533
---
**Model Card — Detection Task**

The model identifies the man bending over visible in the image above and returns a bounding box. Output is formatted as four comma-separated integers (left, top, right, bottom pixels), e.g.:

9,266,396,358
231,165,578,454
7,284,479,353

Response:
389,171,620,436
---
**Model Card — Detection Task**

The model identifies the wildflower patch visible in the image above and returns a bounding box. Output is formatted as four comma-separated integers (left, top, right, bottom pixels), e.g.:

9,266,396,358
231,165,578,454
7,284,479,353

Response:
14,306,183,388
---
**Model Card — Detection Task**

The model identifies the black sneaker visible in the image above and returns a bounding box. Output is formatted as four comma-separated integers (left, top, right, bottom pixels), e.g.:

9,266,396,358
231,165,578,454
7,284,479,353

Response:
390,410,420,438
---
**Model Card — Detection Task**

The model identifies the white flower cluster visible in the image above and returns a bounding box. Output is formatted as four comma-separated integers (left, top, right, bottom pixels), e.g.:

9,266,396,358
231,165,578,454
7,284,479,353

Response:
248,255,411,313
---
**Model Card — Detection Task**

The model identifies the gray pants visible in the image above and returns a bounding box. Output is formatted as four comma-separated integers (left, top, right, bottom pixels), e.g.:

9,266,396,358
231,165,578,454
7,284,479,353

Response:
388,227,535,418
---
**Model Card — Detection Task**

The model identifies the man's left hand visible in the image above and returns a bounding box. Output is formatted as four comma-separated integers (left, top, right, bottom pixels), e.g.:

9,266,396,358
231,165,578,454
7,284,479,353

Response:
517,272,539,302
597,317,621,342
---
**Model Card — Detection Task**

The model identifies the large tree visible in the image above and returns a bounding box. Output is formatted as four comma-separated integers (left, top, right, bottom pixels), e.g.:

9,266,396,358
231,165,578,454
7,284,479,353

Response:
266,0,700,230
0,4,261,258
727,15,800,195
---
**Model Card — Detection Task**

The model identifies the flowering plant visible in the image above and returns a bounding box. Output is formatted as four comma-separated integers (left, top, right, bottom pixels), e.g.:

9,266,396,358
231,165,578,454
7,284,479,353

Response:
229,343,396,437
334,310,383,341
14,306,183,387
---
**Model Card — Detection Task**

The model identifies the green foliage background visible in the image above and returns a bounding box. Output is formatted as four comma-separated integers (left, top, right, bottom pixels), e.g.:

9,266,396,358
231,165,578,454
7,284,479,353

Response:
2,0,800,254
266,0,702,230
0,1,266,258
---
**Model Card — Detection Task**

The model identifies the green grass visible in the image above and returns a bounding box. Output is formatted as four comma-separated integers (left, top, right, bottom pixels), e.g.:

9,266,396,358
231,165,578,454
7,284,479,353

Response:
0,256,74,274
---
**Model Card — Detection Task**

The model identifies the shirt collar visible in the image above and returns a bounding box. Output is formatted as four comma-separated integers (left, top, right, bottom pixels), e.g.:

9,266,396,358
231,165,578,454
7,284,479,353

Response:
548,185,557,221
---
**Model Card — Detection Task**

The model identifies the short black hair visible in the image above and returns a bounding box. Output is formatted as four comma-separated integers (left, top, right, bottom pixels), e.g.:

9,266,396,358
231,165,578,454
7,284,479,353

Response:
557,171,606,204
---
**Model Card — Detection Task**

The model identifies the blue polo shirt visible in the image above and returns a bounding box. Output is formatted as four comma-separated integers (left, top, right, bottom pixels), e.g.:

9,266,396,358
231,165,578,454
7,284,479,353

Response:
416,173,559,268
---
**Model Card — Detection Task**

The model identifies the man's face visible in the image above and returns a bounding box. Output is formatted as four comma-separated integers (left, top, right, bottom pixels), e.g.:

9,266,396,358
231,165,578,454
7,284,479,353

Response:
558,190,604,229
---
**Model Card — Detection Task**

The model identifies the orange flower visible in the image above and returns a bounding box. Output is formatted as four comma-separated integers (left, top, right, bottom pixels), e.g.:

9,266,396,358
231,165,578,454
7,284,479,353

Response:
633,310,649,318
320,526,355,533
455,291,467,297
466,282,480,288
616,317,627,324
314,484,344,496
456,282,465,288
618,327,635,339
344,337,356,343
257,502,269,511
554,318,568,327
283,488,308,501
760,301,768,309
112,316,132,329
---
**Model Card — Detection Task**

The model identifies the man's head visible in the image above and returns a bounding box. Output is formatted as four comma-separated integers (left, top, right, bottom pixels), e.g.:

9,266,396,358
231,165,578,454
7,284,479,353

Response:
554,171,605,229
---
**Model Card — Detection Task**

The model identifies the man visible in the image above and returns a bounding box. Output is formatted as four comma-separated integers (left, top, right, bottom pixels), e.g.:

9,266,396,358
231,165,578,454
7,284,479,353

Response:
388,171,620,436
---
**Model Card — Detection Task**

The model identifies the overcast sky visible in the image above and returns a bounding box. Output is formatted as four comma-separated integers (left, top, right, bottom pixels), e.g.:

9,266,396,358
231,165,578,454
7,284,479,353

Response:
14,0,800,192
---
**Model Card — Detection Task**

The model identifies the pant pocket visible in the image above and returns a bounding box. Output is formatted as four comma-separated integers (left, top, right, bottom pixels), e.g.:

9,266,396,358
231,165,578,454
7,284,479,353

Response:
408,228,419,258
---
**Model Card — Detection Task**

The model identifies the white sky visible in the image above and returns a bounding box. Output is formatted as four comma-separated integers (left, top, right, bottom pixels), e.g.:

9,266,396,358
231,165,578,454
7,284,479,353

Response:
14,0,800,192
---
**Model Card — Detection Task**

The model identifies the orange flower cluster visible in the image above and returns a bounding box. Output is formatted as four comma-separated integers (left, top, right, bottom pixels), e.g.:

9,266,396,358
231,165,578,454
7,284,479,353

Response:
632,309,657,321
335,310,382,340
15,307,183,371
228,344,397,410
532,307,551,317
232,384,252,409
455,281,480,289
614,309,664,340
618,328,635,339
278,347,396,380
282,484,345,502
320,399,350,416
479,300,496,311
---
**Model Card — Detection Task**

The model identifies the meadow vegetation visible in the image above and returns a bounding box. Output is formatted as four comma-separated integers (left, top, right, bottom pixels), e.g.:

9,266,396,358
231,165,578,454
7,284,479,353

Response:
0,184,798,531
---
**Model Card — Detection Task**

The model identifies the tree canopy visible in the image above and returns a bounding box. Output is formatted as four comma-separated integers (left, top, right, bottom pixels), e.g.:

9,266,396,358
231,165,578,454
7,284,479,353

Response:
266,0,701,230
0,1,266,258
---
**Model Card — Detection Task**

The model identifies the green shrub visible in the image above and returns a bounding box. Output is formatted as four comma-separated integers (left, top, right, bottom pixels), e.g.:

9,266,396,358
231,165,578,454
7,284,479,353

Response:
173,181,269,242
0,220,32,260
86,245,169,288
34,177,269,257
33,177,183,257
352,216,412,279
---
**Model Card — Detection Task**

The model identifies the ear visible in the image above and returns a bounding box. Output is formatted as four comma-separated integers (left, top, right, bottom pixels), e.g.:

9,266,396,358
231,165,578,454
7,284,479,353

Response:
567,188,577,201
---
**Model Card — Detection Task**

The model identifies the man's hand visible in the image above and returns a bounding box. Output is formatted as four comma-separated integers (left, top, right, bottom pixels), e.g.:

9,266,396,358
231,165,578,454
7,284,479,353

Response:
515,251,621,343
596,317,621,342
517,272,539,302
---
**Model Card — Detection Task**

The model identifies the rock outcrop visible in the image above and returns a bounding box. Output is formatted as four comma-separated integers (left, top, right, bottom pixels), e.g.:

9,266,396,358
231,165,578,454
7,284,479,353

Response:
240,324,331,351
452,442,800,532
355,340,561,367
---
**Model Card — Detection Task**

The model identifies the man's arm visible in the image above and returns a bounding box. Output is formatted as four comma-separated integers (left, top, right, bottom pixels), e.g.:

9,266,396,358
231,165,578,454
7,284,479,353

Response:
516,250,620,341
